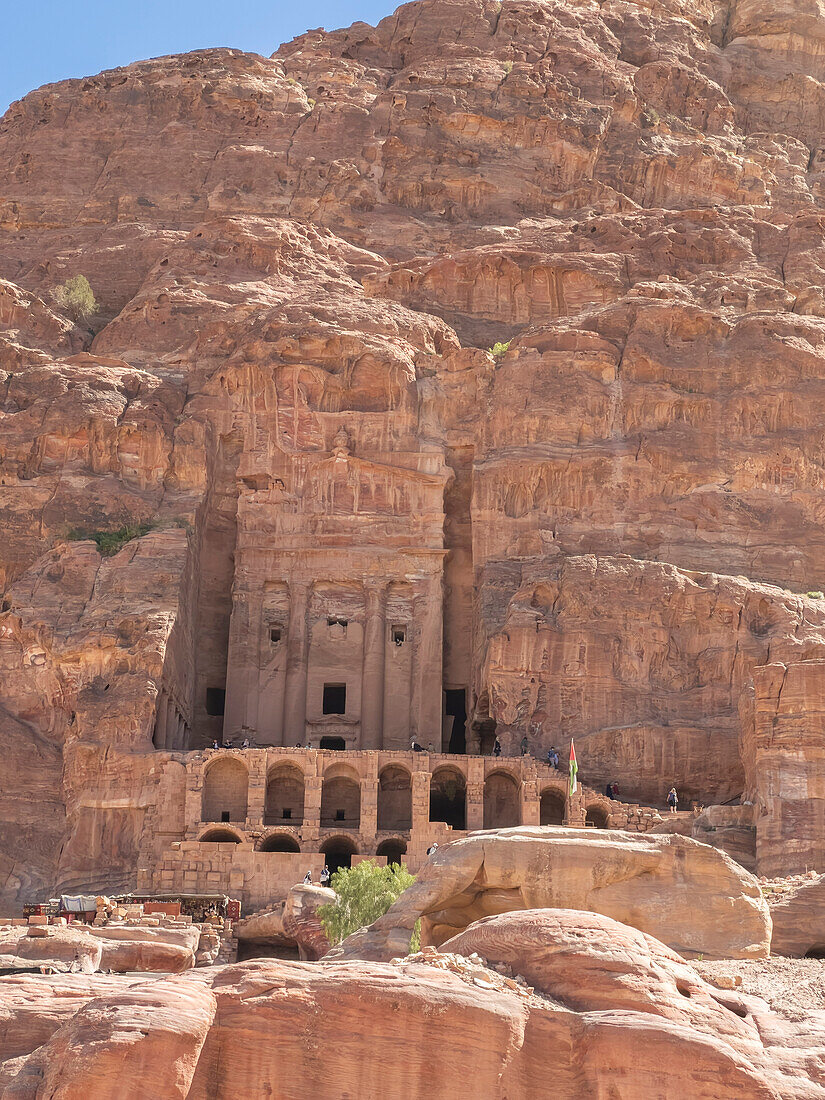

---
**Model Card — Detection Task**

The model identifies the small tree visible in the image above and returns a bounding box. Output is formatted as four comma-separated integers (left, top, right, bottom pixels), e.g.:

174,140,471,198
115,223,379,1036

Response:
318,859,416,946
53,275,98,324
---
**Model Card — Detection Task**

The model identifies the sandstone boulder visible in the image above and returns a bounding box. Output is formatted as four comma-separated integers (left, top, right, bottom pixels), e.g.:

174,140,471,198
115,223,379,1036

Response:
328,828,770,962
235,883,333,962
2,977,216,1100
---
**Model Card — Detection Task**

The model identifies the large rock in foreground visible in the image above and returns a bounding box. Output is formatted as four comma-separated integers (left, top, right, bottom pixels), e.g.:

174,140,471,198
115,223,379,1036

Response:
328,828,770,962
2,911,823,1099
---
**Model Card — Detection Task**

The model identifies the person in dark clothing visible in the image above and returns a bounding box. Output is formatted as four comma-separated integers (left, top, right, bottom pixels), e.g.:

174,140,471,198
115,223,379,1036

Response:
320,866,331,889
493,736,502,757
520,736,529,756
667,787,679,813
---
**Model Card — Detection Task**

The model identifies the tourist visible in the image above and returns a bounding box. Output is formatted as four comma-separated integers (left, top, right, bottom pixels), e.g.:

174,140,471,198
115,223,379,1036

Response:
493,736,502,757
605,783,612,798
242,737,250,749
411,737,423,752
667,787,678,814
212,740,219,750
303,870,312,885
320,866,331,889
427,741,434,753
426,843,439,856
520,735,529,756
611,782,620,799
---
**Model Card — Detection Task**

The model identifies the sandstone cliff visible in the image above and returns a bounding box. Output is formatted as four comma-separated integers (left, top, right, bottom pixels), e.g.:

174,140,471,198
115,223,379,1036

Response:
3,0,825,901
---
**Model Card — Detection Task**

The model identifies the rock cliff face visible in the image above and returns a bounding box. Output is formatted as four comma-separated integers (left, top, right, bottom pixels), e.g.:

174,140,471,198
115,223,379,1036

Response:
3,0,825,902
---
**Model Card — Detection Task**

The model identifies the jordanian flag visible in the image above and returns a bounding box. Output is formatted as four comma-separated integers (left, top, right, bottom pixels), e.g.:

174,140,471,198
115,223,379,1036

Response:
568,740,578,796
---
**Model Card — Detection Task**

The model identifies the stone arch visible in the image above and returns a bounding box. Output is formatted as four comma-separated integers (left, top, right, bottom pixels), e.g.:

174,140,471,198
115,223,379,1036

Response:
198,826,243,843
265,763,305,826
586,804,610,829
377,764,412,831
321,771,361,829
202,756,249,823
257,832,301,853
540,786,566,826
376,838,408,867
429,766,467,830
483,770,521,829
320,834,359,874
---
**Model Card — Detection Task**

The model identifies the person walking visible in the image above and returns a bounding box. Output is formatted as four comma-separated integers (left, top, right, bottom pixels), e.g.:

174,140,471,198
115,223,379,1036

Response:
426,843,439,856
320,866,331,889
493,736,502,757
667,787,678,814
303,870,312,885
520,735,529,757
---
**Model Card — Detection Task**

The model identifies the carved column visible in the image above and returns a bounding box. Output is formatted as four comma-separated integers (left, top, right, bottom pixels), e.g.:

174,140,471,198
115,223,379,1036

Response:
303,774,322,844
154,691,169,749
411,568,444,748
361,583,386,750
466,757,485,831
411,770,431,835
246,752,266,827
283,580,309,747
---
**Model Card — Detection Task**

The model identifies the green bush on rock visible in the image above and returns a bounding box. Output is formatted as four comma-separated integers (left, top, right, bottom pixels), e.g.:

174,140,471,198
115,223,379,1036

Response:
318,859,419,948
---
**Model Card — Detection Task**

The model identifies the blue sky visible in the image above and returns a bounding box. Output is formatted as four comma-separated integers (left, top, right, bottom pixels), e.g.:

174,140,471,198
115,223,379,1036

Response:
1,1,399,115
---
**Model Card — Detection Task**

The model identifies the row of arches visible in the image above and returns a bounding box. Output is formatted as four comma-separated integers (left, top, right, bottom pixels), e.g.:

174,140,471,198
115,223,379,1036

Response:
201,759,607,831
197,828,407,875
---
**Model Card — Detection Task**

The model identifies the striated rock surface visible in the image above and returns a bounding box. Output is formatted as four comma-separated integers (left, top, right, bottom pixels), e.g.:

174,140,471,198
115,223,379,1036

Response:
327,827,771,961
3,912,825,1099
765,873,825,958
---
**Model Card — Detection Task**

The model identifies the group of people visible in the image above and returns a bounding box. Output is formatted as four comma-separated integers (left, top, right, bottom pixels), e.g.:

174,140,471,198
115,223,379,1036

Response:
303,867,332,888
604,782,620,799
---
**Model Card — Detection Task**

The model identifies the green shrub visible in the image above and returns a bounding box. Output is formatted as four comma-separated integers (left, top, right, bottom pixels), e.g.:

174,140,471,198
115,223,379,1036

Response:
641,107,660,128
807,591,824,600
52,275,98,324
67,522,153,556
502,60,513,75
318,860,418,948
488,339,512,360
307,97,317,110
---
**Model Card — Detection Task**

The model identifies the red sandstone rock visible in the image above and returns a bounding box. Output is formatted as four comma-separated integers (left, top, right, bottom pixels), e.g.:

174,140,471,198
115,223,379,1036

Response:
2,0,825,908
4,913,825,1098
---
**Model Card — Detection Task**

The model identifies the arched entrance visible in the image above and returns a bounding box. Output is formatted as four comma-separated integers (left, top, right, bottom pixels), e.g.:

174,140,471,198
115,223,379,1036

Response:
202,757,249,823
540,787,566,826
265,764,305,826
377,765,412,831
258,833,301,853
429,766,466,830
376,838,408,867
320,768,361,829
198,827,242,843
585,805,609,829
320,835,358,875
483,770,520,829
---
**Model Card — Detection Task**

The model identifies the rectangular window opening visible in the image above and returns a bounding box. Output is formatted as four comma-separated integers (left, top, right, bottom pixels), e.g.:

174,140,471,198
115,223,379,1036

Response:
392,625,406,646
323,683,347,715
335,809,345,821
269,626,282,644
220,811,230,823
282,808,291,820
205,687,226,717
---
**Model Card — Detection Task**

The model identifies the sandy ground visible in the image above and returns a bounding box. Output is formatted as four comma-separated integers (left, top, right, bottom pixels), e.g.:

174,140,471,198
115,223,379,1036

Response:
693,958,825,1019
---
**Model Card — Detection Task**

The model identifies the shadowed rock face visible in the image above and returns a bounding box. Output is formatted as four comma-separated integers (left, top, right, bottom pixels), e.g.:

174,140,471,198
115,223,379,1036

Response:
2,911,824,1099
326,827,771,962
3,0,825,904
